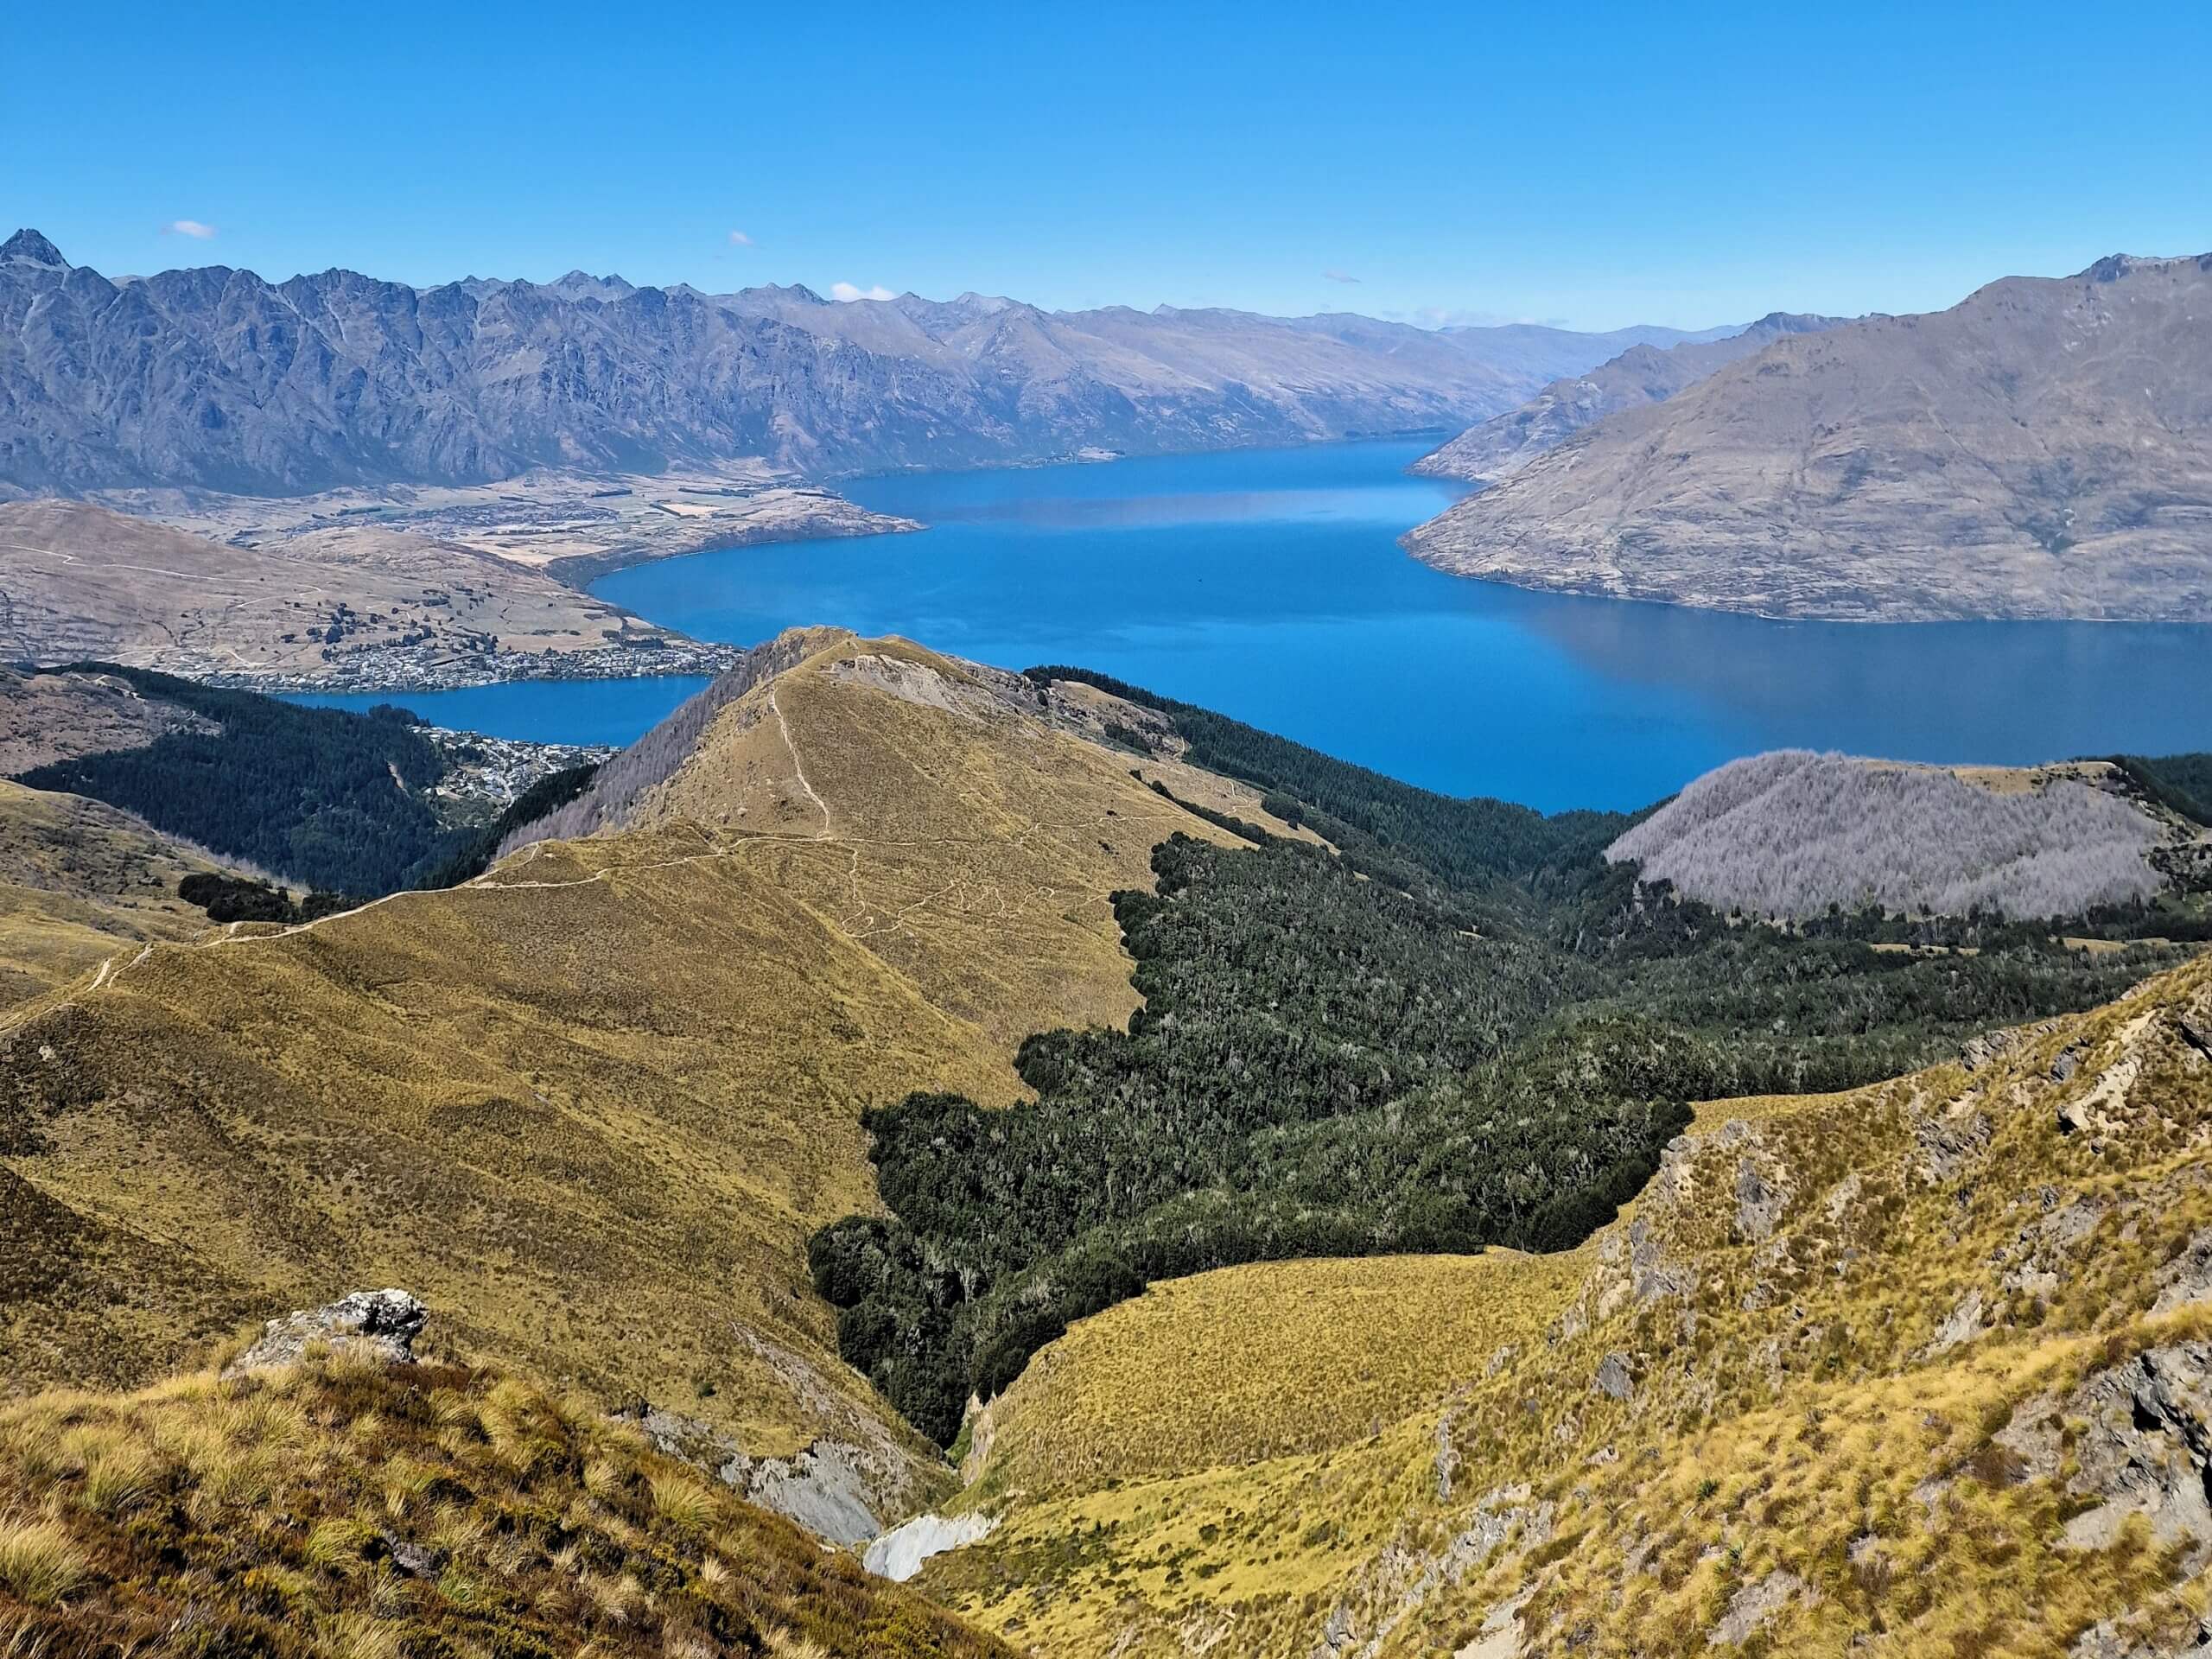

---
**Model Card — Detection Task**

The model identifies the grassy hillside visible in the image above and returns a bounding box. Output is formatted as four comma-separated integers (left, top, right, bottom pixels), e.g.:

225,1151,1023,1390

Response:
0,496,710,689
921,952,2212,1657
4,623,2202,1650
970,1250,1584,1488
0,1353,1007,1658
0,664,208,773
0,779,220,1007
1025,664,1624,906
0,630,1291,1539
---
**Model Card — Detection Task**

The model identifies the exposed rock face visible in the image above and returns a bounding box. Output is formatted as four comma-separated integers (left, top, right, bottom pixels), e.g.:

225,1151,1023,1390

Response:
1405,252,2212,621
225,1288,427,1375
1708,1572,1808,1647
864,1511,998,1582
626,1402,928,1549
0,231,1673,496
747,1441,891,1548
1313,1484,1554,1659
1410,313,1847,483
1593,1352,1636,1401
2058,1344,2212,1562
2152,1227,2212,1316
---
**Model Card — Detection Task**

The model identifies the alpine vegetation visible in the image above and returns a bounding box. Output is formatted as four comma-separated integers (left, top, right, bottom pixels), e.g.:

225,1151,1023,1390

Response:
1608,749,2169,919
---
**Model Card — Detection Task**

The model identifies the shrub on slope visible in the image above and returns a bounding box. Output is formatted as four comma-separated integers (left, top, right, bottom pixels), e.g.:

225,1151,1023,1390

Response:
1607,749,2166,919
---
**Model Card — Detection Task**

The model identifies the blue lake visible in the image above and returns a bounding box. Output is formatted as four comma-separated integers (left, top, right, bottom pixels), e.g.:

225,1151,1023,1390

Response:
299,439,2212,813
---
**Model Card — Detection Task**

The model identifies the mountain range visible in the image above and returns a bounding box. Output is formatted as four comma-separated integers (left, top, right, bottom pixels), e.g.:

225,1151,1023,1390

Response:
1404,252,2212,621
0,229,1719,497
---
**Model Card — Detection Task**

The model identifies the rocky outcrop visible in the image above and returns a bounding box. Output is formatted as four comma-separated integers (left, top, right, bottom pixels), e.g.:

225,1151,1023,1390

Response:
748,1441,892,1548
1708,1572,1808,1647
2056,1344,2212,1562
1313,1486,1554,1659
1593,1352,1636,1401
864,1511,998,1582
224,1288,427,1375
626,1399,936,1549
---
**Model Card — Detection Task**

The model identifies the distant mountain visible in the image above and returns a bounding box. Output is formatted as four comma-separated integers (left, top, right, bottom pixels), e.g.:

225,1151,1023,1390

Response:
1433,318,1742,380
0,230,1699,496
1404,253,2212,620
1411,312,1849,482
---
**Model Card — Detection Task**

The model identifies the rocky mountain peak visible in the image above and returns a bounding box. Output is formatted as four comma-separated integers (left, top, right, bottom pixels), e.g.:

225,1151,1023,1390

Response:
2,228,66,269
549,269,638,302
1745,310,1842,334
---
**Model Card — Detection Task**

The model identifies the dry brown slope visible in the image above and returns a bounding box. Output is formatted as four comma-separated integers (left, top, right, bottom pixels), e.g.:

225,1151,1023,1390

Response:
925,952,2212,1658
0,498,708,685
1406,253,2212,620
0,631,1294,1538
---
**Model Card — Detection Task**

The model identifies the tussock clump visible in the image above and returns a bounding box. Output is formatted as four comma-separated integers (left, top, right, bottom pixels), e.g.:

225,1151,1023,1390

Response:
0,1516,90,1607
1609,750,2167,918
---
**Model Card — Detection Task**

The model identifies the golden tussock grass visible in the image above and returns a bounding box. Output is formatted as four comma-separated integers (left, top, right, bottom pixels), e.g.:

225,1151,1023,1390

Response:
979,1250,1585,1491
0,1517,89,1608
0,1357,1009,1658
0,779,220,1008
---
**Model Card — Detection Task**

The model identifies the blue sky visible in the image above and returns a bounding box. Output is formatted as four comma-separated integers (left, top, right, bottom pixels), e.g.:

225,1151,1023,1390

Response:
5,1,2207,331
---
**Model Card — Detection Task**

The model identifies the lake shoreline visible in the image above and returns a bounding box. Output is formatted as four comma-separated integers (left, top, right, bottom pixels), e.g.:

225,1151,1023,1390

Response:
288,439,2212,810
1397,529,2212,626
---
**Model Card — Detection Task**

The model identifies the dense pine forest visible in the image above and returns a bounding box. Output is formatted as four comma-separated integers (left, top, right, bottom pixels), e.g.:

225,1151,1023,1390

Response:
815,678,2200,1444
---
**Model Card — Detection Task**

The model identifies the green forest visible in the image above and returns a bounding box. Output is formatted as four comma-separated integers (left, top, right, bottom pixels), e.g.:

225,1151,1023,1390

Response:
2113,752,2212,828
17,666,451,895
815,678,2195,1444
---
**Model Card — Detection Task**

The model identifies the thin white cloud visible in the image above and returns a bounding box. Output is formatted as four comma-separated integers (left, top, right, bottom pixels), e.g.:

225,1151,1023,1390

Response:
1322,269,1360,284
728,229,754,246
1392,305,1568,330
161,219,217,239
830,281,894,302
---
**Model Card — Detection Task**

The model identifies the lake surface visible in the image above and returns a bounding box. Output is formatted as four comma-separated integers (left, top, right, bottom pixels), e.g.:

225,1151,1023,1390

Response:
301,440,2212,812
292,672,713,751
